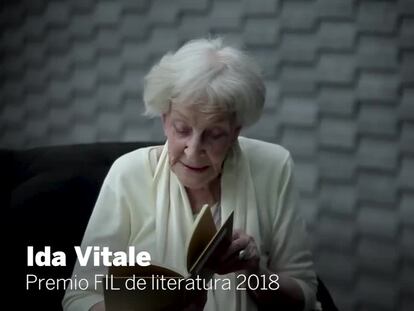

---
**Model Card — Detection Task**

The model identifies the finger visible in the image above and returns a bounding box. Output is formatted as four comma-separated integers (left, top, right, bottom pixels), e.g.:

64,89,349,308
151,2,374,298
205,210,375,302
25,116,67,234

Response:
243,239,258,260
232,229,243,240
215,237,260,274
219,236,250,261
219,244,256,271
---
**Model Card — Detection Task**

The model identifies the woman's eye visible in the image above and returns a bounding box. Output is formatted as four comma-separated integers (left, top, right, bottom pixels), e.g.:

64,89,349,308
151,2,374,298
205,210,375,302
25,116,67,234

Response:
207,130,227,140
174,125,190,135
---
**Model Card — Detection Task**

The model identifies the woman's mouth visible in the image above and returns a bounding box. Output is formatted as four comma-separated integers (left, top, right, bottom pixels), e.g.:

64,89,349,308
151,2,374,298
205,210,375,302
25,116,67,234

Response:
181,162,209,172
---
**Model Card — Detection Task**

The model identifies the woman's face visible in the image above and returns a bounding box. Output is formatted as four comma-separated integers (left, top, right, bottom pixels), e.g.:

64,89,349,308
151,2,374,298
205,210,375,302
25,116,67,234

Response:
162,103,240,190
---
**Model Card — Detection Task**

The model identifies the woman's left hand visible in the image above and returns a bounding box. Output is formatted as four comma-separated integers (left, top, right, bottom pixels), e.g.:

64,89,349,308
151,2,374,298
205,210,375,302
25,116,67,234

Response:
213,229,260,275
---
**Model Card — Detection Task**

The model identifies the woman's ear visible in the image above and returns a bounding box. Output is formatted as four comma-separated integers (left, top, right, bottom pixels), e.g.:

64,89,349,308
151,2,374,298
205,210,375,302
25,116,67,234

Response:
161,101,173,134
161,113,169,137
232,126,242,143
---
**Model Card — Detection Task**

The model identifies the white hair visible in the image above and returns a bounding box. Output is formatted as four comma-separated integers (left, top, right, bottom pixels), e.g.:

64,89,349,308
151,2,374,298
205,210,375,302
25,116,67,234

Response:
143,37,265,127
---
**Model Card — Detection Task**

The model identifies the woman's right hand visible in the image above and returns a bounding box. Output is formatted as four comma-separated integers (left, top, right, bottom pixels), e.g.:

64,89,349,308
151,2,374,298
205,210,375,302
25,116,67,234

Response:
212,229,260,275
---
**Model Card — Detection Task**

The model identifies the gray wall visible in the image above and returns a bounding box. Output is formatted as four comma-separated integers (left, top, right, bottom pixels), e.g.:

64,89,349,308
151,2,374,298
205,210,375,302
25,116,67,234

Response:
1,0,413,310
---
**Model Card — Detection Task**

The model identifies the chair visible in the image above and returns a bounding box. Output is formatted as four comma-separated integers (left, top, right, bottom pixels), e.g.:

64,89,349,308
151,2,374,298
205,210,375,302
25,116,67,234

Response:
317,277,339,311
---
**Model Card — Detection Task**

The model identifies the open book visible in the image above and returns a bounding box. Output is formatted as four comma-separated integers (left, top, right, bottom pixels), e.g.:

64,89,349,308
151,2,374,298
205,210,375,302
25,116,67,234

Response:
104,204,234,310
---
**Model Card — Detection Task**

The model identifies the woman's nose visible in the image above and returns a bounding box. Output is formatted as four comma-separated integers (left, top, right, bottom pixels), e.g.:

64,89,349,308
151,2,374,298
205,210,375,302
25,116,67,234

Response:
185,135,204,157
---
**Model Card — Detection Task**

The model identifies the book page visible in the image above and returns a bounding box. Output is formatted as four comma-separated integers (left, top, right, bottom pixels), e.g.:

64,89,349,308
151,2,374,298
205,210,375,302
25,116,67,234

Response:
104,207,234,310
186,204,217,272
188,210,234,278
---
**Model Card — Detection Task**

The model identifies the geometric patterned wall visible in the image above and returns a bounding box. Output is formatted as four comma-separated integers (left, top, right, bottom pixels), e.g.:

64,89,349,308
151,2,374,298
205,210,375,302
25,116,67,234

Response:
1,1,413,310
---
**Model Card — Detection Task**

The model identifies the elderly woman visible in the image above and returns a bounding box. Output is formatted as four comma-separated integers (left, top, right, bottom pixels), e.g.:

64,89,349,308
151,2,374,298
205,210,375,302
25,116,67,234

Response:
63,37,317,311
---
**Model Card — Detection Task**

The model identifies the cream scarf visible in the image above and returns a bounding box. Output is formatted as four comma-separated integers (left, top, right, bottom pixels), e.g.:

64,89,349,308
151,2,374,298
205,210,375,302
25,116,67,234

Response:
152,139,262,311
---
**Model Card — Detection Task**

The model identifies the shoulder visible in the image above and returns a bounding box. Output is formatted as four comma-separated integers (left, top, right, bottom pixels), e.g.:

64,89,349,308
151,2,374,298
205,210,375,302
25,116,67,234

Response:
237,136,295,197
238,136,291,171
104,146,158,187
111,146,152,173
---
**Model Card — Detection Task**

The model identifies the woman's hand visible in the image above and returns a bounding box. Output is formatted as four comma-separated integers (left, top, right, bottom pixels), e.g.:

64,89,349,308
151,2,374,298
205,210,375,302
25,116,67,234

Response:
211,231,305,310
213,229,260,275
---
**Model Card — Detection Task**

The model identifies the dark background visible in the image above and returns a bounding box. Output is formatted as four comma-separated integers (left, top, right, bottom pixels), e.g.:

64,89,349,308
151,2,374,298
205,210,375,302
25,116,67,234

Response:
1,0,413,310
